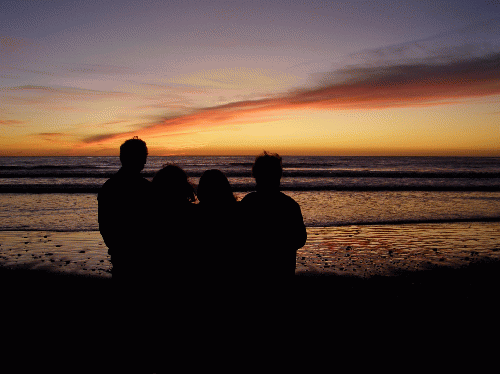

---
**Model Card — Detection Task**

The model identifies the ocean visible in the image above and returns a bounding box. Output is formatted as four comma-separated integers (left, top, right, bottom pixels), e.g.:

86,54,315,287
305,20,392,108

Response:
0,156,499,231
1,155,500,278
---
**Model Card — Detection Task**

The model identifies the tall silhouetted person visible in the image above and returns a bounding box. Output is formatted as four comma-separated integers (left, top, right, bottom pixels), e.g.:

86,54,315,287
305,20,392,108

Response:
97,137,154,370
98,137,152,291
240,152,307,281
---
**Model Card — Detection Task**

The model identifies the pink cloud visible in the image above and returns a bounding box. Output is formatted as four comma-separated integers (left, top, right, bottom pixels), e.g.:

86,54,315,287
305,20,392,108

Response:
0,119,25,126
82,52,500,146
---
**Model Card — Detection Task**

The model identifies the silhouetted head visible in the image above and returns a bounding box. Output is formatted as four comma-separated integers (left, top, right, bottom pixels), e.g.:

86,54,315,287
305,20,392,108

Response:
152,164,196,203
119,137,148,173
252,151,282,192
197,169,237,206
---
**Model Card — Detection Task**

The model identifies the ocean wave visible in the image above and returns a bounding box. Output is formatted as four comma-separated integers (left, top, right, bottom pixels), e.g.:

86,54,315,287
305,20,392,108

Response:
2,170,499,179
0,165,101,171
1,184,498,193
1,156,498,193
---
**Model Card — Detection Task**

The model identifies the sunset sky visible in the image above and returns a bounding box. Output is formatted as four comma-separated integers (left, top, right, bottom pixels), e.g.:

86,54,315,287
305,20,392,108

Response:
1,0,499,156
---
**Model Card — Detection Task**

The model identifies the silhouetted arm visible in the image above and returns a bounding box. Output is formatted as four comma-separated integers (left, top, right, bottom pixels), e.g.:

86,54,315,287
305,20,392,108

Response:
97,191,125,252
285,200,307,251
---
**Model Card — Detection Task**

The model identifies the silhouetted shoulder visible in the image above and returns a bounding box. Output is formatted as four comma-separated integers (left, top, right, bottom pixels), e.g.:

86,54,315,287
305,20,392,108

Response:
240,191,300,210
277,191,301,207
98,170,153,254
240,191,306,249
98,170,151,197
239,191,256,204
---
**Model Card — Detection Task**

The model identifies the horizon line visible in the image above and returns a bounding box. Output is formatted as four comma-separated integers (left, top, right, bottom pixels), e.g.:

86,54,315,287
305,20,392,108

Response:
1,153,500,158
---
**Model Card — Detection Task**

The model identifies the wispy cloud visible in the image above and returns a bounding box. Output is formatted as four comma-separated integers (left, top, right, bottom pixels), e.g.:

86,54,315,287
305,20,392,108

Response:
0,119,25,126
0,84,133,109
79,18,500,147
60,62,133,76
1,84,130,98
36,132,71,144
300,52,500,109
82,50,500,146
167,67,302,91
0,36,41,64
81,133,117,144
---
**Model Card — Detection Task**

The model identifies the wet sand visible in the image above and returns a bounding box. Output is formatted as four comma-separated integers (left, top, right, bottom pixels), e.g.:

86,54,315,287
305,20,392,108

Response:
1,223,500,307
0,230,112,277
297,222,500,277
2,222,499,279
2,223,500,370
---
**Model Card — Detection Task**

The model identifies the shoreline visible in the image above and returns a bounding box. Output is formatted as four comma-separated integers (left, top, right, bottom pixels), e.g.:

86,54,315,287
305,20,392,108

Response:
1,221,500,279
2,221,500,305
1,185,499,193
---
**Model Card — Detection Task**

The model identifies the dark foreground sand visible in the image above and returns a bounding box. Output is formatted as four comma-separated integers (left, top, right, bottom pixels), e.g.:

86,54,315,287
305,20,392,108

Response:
2,259,500,372
2,223,500,371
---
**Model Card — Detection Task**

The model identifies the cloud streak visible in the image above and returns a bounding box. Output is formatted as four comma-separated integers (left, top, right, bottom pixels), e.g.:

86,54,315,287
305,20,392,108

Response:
82,50,500,146
0,119,25,126
301,52,500,108
0,85,134,112
35,132,73,145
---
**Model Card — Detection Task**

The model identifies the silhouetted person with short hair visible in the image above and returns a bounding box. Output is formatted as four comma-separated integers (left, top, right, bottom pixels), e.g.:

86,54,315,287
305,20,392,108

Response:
240,152,307,281
97,137,153,370
98,137,152,290
197,169,241,284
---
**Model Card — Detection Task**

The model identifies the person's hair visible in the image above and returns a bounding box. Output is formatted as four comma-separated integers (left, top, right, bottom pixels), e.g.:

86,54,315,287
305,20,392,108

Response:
119,137,148,167
197,169,237,205
152,164,196,203
251,151,282,182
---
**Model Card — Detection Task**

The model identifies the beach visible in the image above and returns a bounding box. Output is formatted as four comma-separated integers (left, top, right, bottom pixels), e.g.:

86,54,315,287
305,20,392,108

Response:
1,155,499,370
2,222,500,307
2,222,500,279
2,222,500,370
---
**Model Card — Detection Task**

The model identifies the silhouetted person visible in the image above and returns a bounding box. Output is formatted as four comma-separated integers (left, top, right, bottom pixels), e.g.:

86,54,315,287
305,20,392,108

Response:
148,164,203,365
197,169,242,283
97,137,153,370
150,164,197,287
98,137,152,290
240,152,307,281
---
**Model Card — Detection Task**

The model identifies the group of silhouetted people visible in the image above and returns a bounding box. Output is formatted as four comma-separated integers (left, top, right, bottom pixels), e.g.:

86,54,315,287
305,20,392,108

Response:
98,137,307,299
97,137,307,370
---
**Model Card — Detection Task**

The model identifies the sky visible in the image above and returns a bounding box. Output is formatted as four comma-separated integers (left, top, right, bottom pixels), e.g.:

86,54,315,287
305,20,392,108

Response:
1,0,499,156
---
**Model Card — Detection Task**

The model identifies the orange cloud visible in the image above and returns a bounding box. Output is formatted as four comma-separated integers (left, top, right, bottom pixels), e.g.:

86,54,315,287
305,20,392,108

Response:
81,52,500,147
0,119,25,126
36,132,72,143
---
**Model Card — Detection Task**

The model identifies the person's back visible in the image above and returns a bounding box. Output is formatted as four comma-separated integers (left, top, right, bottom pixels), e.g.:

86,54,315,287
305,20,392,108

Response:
241,190,305,278
150,164,197,287
196,169,241,283
98,138,152,289
240,152,307,280
97,137,153,370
